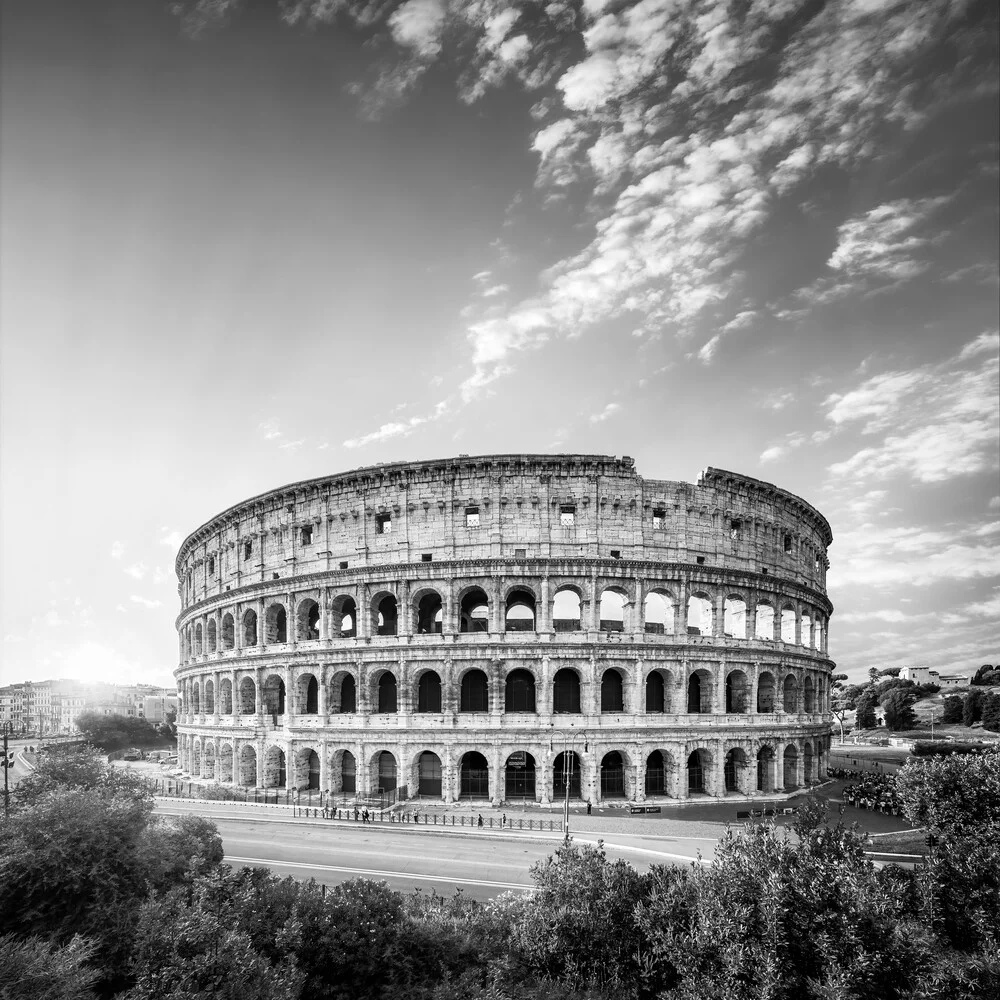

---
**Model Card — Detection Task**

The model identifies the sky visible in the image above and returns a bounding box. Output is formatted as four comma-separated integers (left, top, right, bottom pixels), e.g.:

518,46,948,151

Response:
1,0,997,689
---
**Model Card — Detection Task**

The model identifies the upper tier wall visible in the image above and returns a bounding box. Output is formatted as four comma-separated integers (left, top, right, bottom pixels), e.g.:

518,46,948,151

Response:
176,455,832,610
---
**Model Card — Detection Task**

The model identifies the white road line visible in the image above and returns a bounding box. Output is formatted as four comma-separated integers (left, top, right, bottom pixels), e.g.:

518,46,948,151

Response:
225,855,534,890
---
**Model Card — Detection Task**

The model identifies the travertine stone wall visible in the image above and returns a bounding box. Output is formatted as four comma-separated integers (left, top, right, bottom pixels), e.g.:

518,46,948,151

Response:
174,455,834,804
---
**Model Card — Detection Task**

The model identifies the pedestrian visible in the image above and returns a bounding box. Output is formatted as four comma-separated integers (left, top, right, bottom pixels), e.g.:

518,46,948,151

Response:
501,813,507,828
477,813,483,827
413,810,419,824
362,808,369,823
354,806,359,822
586,800,592,815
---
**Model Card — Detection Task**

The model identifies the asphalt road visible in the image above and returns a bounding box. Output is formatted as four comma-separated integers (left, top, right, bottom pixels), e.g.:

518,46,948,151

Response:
153,801,715,900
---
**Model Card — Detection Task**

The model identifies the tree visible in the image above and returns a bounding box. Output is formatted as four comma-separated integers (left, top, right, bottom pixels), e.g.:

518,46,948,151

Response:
0,935,100,1000
158,708,177,738
830,673,851,742
982,692,1000,733
879,666,902,677
855,691,878,730
882,689,917,731
941,695,964,724
75,712,158,750
963,689,984,727
868,667,880,685
972,665,994,685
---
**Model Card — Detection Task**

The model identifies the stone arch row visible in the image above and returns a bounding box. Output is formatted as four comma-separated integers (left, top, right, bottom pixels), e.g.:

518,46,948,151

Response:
179,581,830,660
178,661,831,719
176,734,830,802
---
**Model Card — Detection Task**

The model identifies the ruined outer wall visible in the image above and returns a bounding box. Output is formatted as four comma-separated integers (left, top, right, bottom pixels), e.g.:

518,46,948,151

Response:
174,455,834,804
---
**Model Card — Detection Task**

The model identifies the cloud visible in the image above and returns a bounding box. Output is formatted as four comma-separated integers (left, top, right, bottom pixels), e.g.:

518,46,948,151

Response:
130,595,164,609
259,419,282,441
110,540,125,560
159,530,183,550
343,400,450,449
387,0,446,60
589,402,621,424
279,439,305,452
759,433,806,463
124,563,147,580
759,391,795,412
825,334,999,485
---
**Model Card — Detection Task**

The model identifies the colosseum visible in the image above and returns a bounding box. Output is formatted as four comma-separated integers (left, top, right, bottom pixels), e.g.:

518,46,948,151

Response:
174,455,834,806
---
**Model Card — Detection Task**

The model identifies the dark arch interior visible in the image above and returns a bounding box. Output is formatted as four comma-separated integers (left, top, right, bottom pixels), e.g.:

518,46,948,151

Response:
601,670,624,712
460,589,489,633
377,673,397,713
460,751,489,798
553,668,580,714
417,671,442,713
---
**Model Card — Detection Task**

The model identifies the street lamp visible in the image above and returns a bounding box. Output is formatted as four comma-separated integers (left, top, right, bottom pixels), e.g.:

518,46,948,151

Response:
550,724,589,843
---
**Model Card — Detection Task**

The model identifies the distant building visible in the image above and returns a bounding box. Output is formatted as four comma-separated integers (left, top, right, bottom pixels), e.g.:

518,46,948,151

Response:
896,666,968,689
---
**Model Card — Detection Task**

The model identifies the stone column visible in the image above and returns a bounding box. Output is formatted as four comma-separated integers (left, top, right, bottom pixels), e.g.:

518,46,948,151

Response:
774,744,785,793
715,662,726,715
633,658,644,716
442,750,455,804
538,656,552,717
634,743,645,801
491,745,502,806
256,740,265,787
677,747,689,799
255,668,264,716
317,665,327,718
539,576,551,632
538,756,551,805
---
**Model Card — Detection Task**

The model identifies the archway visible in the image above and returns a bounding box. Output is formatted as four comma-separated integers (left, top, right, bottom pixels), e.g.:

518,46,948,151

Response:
754,602,774,640
757,746,775,792
723,597,747,639
331,596,356,637
297,599,320,641
263,675,285,716
340,750,357,793
504,589,536,631
643,590,674,634
783,675,798,713
298,674,319,715
207,619,218,653
377,751,397,792
687,749,710,795
783,745,799,790
295,748,321,790
645,671,666,713
238,745,257,786
219,678,233,715
687,594,712,635
265,604,287,644
219,743,233,783
600,669,624,712
339,674,357,713
417,671,442,713
803,743,814,785
243,609,258,646
725,670,749,713
460,669,489,712
600,751,625,798
757,672,776,713
645,750,668,796
553,751,582,799
687,670,712,713
460,588,489,633
504,751,536,799
221,613,235,650
377,672,397,713
599,590,626,632
505,669,536,712
724,748,748,793
459,751,489,798
263,746,286,788
552,588,582,631
203,679,215,714
552,668,581,714
203,742,216,780
803,677,815,713
415,591,443,634
417,751,442,796
374,595,398,636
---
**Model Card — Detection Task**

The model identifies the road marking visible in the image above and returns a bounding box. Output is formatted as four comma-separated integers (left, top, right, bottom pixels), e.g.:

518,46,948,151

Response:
224,855,534,891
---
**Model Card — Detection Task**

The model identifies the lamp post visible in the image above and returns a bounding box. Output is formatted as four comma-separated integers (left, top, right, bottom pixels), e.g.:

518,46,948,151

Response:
551,724,588,844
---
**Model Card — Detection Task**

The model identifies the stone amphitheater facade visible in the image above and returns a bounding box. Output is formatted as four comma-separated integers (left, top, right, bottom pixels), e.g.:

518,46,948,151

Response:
174,455,834,805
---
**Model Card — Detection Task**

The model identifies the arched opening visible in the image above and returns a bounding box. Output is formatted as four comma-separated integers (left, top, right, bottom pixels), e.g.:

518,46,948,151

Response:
374,595,398,636
339,674,357,713
459,751,489,798
687,749,710,795
504,589,536,631
341,750,356,793
460,669,489,712
377,751,397,792
600,669,625,712
219,743,234,783
191,741,201,777
801,612,812,648
203,743,216,779
783,674,798,713
780,605,796,643
460,588,489,633
238,677,256,714
757,746,775,793
803,743,814,785
263,746,286,788
415,591,443,634
754,603,774,640
599,589,626,632
243,610,258,647
643,590,674,634
552,668,581,714
298,674,318,715
297,599,320,641
417,751,442,796
417,671,442,713
687,670,712,713
724,748,748,793
803,676,815,713
207,619,218,654
191,684,201,715
295,748,321,790
783,745,799,790
723,597,747,639
331,596,356,638
553,751,582,800
645,750,668,796
505,751,536,799
263,675,285,716
645,670,669,713
194,623,204,656
725,670,749,714
687,593,712,635
814,617,825,650
265,604,287,644
219,678,233,715
505,669,536,712
238,744,256,786
757,672,776,713
204,679,215,714
600,751,626,798
552,588,582,631
377,672,397,713
221,613,235,650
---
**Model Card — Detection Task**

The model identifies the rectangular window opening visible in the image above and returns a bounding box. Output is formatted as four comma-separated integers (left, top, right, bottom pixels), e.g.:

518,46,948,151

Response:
421,553,433,562
465,506,480,528
783,534,792,554
696,556,706,565
375,513,392,535
339,561,349,570
301,526,313,546
652,508,666,529
730,518,742,538
243,541,252,561
610,549,621,559
560,505,576,527
761,567,769,575
272,572,280,580
514,547,526,559
208,557,215,576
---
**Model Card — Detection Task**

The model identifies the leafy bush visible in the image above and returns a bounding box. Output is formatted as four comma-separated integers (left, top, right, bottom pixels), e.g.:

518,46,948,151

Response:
963,689,984,727
982,692,1000,733
911,741,994,757
882,688,917,731
941,695,964,724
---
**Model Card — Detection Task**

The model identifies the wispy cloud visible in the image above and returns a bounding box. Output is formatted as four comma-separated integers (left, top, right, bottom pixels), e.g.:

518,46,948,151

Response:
124,563,147,581
259,419,283,441
110,540,125,560
159,529,183,550
130,595,163,609
589,402,621,424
